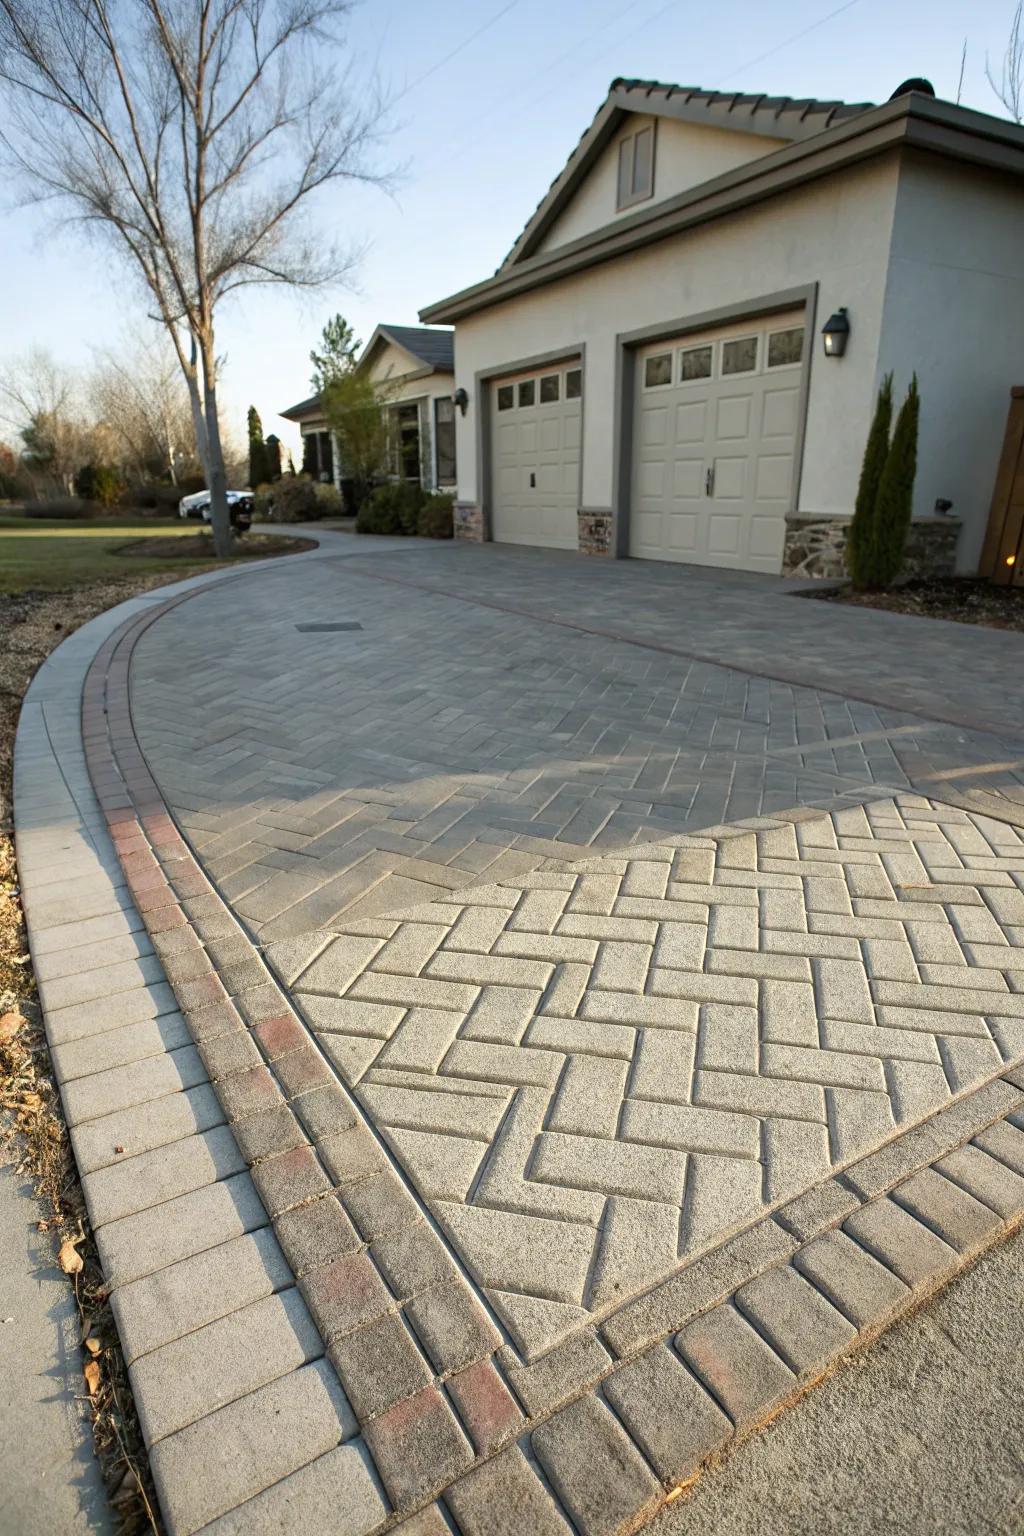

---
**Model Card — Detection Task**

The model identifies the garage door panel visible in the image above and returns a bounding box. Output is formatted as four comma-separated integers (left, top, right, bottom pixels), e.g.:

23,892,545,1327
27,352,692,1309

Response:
713,456,747,500
630,310,803,571
672,459,704,498
675,401,707,443
762,386,799,438
490,362,581,550
638,460,666,499
708,514,741,554
755,453,793,501
715,394,752,440
539,417,561,451
642,407,669,447
749,517,785,558
667,512,698,553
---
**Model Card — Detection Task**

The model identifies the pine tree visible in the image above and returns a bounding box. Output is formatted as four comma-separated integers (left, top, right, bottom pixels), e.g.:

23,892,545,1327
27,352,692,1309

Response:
871,374,920,588
310,315,360,393
247,405,268,487
847,373,892,589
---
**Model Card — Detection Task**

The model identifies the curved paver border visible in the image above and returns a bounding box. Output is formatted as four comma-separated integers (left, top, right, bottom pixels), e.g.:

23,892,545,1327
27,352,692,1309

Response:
15,543,1024,1536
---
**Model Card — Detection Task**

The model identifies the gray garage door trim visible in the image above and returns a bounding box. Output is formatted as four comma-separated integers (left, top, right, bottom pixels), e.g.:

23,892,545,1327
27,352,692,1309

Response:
612,283,817,562
475,343,587,543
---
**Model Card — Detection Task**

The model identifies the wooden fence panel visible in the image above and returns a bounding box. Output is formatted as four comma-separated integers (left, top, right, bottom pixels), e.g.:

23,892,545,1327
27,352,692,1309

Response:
979,386,1024,587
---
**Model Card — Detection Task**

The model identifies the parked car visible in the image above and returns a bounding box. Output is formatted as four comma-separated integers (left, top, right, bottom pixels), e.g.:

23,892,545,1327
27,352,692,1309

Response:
178,488,254,532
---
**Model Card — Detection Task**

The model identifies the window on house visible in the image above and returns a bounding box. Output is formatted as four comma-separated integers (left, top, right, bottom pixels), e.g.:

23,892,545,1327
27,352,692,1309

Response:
497,384,514,410
434,397,456,484
539,374,560,404
679,344,713,382
721,336,759,376
644,353,672,388
518,379,536,407
565,368,582,399
767,326,805,368
617,124,655,210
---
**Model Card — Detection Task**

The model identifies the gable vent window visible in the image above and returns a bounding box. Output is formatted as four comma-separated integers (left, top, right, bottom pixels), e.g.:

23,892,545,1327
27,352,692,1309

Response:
617,124,655,211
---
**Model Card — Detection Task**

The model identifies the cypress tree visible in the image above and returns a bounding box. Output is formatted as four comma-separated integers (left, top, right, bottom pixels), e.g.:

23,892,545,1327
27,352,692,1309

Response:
247,405,269,487
847,373,892,589
871,374,920,588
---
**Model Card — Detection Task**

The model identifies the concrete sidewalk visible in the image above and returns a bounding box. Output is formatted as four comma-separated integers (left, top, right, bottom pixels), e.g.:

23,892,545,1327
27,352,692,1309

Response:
0,1165,112,1536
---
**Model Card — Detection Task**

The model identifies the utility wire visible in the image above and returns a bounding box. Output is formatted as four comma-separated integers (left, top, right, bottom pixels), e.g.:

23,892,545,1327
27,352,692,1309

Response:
393,0,525,103
720,0,863,84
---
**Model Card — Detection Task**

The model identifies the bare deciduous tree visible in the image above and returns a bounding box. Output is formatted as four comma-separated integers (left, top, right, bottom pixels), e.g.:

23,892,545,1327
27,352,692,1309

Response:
0,1,387,554
988,1,1024,122
0,348,89,493
91,331,198,485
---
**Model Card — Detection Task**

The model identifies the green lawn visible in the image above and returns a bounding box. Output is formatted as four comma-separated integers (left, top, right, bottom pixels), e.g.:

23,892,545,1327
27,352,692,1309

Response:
0,516,285,593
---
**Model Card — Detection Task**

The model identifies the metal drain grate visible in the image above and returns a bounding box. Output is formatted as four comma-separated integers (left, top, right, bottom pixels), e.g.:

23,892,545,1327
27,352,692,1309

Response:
295,622,364,633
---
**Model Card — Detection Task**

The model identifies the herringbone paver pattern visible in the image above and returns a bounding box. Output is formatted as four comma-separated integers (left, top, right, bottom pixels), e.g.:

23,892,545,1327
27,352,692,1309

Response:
284,794,1024,1357
127,549,1024,1362
130,556,1024,952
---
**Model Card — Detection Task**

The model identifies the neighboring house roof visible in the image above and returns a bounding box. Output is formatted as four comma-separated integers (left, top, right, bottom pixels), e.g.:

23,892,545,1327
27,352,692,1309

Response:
367,324,455,372
279,325,454,421
501,79,876,270
421,88,1024,325
279,393,322,422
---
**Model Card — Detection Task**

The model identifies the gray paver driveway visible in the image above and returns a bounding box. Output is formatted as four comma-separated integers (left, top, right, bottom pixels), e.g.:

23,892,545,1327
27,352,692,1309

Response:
127,540,1024,1358
131,541,1024,947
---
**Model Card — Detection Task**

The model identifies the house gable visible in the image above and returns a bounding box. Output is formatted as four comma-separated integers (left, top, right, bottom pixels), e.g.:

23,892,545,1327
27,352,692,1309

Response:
502,80,874,270
534,113,789,257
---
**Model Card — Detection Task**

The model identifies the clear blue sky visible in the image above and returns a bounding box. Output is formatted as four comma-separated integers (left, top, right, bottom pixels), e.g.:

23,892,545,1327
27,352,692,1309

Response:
0,0,1018,462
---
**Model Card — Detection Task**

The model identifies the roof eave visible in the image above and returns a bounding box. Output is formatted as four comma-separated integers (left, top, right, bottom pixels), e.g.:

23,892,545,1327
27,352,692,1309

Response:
421,94,1024,326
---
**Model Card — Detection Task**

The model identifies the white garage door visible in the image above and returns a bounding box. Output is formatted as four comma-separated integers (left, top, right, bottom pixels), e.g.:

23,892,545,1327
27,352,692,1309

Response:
630,312,805,573
491,361,582,548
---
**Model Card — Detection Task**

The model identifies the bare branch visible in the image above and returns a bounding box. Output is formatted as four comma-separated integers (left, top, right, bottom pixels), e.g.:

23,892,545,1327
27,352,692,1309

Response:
987,0,1024,122
0,0,391,554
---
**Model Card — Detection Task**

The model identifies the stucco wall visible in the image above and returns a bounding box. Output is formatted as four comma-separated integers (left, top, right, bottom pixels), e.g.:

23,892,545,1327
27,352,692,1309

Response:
536,116,787,255
454,154,901,528
876,151,1024,572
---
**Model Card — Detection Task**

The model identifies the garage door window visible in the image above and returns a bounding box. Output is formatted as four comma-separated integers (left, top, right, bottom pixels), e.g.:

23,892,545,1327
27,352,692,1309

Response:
679,343,713,383
518,379,535,407
721,335,758,376
644,353,672,388
497,384,514,410
767,326,804,368
566,368,582,399
539,374,560,403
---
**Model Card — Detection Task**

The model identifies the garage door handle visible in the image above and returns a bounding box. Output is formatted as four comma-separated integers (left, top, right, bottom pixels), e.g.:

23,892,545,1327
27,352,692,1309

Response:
529,472,536,488
705,466,715,497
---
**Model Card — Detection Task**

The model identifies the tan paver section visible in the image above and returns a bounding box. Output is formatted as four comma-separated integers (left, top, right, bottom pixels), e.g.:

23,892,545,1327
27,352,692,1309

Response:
291,794,1024,1357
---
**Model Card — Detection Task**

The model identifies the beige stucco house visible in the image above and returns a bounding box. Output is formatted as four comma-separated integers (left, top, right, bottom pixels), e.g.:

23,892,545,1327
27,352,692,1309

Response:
280,323,456,494
420,79,1024,576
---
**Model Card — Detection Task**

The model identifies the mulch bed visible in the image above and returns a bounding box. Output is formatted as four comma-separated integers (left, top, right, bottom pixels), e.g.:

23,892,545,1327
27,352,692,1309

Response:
115,532,315,559
814,577,1024,633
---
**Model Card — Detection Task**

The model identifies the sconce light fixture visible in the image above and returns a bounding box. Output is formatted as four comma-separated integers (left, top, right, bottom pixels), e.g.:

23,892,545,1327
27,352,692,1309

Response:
454,387,469,416
821,307,850,358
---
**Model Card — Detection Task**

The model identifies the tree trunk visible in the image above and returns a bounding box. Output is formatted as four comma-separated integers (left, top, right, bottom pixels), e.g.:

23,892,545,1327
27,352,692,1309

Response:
200,334,232,558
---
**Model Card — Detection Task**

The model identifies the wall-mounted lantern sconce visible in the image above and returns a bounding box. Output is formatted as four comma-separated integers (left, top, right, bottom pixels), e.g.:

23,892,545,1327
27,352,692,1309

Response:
454,387,469,416
821,307,850,357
